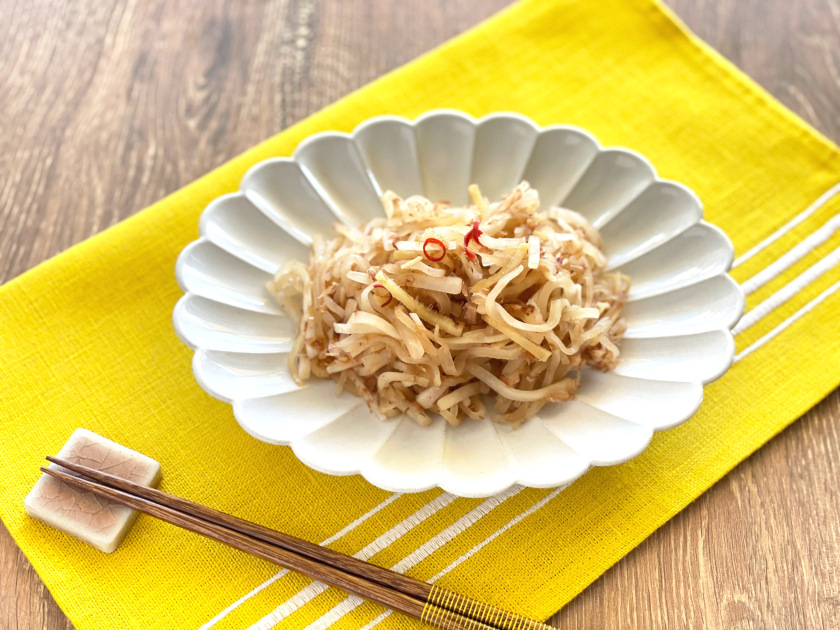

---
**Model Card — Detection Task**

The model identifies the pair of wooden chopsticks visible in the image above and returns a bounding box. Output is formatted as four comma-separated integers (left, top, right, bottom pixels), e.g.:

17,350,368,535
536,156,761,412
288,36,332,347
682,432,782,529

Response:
42,458,553,630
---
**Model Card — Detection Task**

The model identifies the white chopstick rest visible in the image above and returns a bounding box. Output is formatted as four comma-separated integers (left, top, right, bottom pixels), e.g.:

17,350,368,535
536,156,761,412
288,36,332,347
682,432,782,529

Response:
24,428,162,553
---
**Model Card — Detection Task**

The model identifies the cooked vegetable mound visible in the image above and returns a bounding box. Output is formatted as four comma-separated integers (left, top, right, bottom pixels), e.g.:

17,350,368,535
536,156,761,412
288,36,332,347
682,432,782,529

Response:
270,182,629,427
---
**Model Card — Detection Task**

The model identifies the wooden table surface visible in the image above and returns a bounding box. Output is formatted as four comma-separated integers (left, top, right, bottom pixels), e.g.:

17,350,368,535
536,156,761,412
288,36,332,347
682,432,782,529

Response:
2,1,838,628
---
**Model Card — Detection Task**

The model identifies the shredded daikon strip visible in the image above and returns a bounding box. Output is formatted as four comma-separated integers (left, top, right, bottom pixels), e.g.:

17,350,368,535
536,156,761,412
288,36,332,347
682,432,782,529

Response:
345,271,371,285
396,240,458,251
400,257,447,276
469,184,489,217
436,382,484,410
528,235,540,269
377,372,429,390
416,385,447,408
398,273,462,295
482,314,552,362
375,271,463,336
479,233,525,250
334,311,400,339
472,246,526,293
468,364,577,403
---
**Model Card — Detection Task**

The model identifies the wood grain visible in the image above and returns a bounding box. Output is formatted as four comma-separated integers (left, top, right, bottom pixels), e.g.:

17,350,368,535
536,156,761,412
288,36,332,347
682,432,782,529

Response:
1,0,838,628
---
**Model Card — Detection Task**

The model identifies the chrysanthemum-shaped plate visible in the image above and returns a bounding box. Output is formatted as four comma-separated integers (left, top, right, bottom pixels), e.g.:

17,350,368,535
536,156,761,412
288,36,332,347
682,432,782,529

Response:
173,110,744,498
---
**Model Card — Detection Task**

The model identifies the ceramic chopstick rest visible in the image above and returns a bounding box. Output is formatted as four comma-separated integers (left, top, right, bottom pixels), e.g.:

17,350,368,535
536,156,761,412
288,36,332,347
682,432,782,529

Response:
24,428,162,553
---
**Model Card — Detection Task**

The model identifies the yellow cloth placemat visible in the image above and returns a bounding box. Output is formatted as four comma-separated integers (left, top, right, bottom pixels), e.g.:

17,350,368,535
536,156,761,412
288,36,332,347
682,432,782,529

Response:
2,0,840,628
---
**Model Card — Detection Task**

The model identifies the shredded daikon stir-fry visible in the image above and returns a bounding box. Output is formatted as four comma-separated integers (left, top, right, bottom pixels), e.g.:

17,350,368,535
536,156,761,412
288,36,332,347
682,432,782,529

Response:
269,183,629,428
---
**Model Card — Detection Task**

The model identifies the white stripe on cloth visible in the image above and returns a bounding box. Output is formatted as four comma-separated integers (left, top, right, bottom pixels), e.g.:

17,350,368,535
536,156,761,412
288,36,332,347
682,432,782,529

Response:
304,485,526,629
360,611,392,629
322,492,404,546
198,492,402,629
354,492,459,560
732,245,840,335
318,486,565,629
735,279,840,363
740,214,840,295
427,485,566,583
733,181,840,268
198,570,288,630
247,492,459,630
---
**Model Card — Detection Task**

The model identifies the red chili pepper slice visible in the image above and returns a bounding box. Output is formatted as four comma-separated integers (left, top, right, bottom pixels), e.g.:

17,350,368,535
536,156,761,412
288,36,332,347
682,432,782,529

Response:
463,220,483,260
372,283,392,307
423,237,447,262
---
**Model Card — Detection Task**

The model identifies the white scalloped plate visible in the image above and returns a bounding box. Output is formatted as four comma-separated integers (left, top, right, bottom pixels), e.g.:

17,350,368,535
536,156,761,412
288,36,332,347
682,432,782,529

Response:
173,110,744,498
